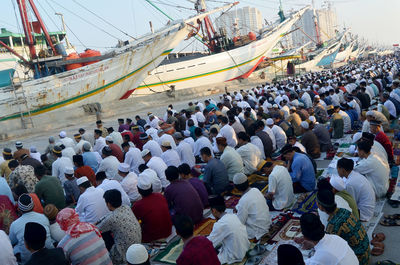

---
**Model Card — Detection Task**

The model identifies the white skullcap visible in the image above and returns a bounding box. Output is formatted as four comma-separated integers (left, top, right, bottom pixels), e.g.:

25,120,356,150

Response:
290,106,296,111
105,136,113,142
366,111,374,116
64,167,74,175
141,149,150,157
266,118,274,125
137,177,152,190
183,130,191,137
309,116,316,124
118,163,130,173
233,173,248,185
126,244,149,264
352,132,362,143
273,104,278,108
300,121,309,129
59,131,66,138
267,103,273,108
30,146,37,152
330,176,346,191
315,95,320,99
76,176,89,186
161,141,171,147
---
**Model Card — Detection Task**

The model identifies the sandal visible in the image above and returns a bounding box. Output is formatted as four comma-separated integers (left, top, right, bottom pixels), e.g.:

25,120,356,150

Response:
372,233,386,243
371,242,385,256
384,214,400,220
380,219,400,226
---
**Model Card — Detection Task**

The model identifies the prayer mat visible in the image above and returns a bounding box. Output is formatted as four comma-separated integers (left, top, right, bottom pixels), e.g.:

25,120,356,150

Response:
271,219,302,242
194,218,216,236
153,239,183,264
225,195,241,209
259,213,294,244
293,190,318,214
231,174,269,196
250,181,269,194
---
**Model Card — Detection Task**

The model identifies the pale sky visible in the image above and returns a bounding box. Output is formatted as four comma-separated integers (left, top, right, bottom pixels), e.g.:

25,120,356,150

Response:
1,0,399,52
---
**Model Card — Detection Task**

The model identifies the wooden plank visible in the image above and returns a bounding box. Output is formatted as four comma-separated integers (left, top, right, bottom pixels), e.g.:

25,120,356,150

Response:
45,52,116,67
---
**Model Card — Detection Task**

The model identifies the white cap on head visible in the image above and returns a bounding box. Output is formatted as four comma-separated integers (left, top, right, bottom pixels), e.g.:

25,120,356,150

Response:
309,116,316,124
290,106,296,111
105,136,113,142
183,130,191,137
273,104,278,108
300,121,309,129
161,141,171,147
64,167,74,175
352,132,362,143
330,176,346,191
126,244,149,264
59,131,67,138
141,149,150,157
315,95,320,99
267,103,272,108
118,163,130,173
233,173,248,185
266,118,274,126
76,176,89,186
137,177,152,190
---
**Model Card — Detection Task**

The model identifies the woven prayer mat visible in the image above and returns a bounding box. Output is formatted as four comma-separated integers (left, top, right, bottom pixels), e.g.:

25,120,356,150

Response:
194,218,216,236
271,219,302,242
225,195,241,209
293,190,318,214
153,239,183,264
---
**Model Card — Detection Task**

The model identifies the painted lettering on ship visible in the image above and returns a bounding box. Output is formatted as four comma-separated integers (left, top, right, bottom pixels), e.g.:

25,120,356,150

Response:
62,65,109,83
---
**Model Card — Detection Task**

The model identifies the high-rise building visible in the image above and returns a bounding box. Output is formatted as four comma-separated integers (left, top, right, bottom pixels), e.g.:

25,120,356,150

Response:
216,6,263,39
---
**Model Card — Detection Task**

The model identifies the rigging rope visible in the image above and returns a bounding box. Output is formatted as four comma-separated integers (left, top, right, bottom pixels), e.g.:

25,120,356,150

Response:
71,0,137,40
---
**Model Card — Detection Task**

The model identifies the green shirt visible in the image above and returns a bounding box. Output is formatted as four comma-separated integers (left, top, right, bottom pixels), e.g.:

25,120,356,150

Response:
330,113,344,139
34,175,66,209
337,190,359,220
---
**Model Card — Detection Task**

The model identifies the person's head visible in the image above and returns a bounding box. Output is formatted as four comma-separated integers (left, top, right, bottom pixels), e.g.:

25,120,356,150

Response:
105,135,114,144
280,144,295,161
2,148,12,160
336,157,354,177
277,244,305,265
178,163,191,179
56,208,85,234
96,120,103,128
300,121,309,132
329,176,346,194
139,133,149,144
137,176,153,197
34,165,46,180
49,136,55,144
141,149,152,163
200,147,212,162
316,189,337,214
40,154,48,162
216,137,228,152
161,141,172,152
94,129,102,139
209,195,226,219
233,173,249,192
72,155,84,168
53,146,62,158
209,127,219,138
78,128,85,135
102,146,112,158
300,213,325,243
24,222,46,252
103,189,122,211
126,244,150,265
173,215,194,240
237,132,250,146
357,140,372,158
118,163,130,177
121,142,130,153
77,176,92,193
95,171,107,186
194,127,203,138
369,120,381,134
15,141,23,150
165,166,180,182
8,159,19,171
18,193,34,214
82,142,91,153
43,204,59,222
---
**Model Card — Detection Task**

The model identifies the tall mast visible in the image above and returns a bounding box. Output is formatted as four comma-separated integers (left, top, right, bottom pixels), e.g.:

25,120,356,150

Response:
312,0,322,46
55,12,72,49
196,0,217,52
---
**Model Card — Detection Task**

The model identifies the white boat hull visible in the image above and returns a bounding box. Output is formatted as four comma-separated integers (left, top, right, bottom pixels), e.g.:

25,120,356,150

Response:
133,7,309,95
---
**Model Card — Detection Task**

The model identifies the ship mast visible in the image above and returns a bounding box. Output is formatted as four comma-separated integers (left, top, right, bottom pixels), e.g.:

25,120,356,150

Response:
195,0,218,52
312,0,322,47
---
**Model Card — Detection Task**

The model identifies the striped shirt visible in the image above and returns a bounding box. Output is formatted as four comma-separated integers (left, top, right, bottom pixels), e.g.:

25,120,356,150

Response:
58,231,112,265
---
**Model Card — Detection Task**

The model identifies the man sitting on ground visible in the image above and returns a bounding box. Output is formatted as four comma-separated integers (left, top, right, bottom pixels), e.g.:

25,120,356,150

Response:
200,147,229,195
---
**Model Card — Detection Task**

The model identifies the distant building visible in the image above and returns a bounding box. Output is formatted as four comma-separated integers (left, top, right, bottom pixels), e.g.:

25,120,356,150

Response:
290,7,338,47
216,6,263,39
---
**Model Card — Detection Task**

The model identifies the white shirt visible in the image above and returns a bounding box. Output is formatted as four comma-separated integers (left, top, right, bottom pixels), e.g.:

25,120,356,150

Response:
76,187,109,224
197,102,205,112
220,146,244,181
150,117,160,129
195,111,206,123
158,134,177,149
193,136,214,157
305,234,358,265
62,146,76,161
75,139,91,154
338,110,351,133
372,140,388,162
124,147,144,174
271,125,287,150
109,131,123,147
143,140,163,157
268,165,295,210
263,126,276,151
236,143,262,175
146,128,159,141
384,99,397,117
177,141,195,168
250,135,265,159
183,137,195,152
96,179,131,206
121,172,141,202
219,124,238,147
343,170,376,221
0,230,17,265
49,222,66,243
208,213,250,264
355,153,390,198
161,149,181,167
147,156,169,188
139,168,162,193
30,152,42,162
97,155,120,180
60,137,75,149
52,156,73,184
93,137,107,155
236,188,271,239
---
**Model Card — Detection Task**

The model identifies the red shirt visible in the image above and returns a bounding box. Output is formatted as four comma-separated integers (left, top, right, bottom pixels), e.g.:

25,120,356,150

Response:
132,193,172,243
121,131,134,142
177,236,221,265
375,131,394,161
132,131,143,150
108,143,124,162
75,166,96,186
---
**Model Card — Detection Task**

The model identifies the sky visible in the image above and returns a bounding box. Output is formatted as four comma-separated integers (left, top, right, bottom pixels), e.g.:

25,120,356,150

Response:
1,0,399,52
